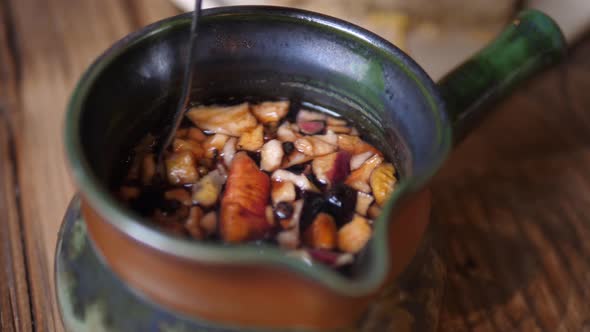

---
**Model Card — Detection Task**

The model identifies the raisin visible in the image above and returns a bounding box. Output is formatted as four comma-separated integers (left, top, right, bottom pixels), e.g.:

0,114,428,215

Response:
282,141,295,155
300,191,326,231
274,202,294,220
325,183,357,227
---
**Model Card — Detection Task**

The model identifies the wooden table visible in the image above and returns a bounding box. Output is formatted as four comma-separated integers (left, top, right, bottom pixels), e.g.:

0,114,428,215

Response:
0,1,589,331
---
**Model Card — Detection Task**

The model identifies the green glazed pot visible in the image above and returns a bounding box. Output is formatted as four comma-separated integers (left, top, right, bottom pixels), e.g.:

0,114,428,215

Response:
60,6,565,332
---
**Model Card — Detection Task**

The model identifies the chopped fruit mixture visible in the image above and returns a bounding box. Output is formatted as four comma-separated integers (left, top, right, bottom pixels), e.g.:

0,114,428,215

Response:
115,100,398,270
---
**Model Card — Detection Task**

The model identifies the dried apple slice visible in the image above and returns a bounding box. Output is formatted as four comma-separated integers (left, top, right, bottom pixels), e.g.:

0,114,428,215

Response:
350,151,373,171
203,133,230,159
271,180,296,205
185,206,205,239
345,154,383,193
303,213,337,250
370,163,397,206
220,152,271,243
222,137,237,167
192,169,226,208
281,151,313,168
337,134,381,156
186,103,257,136
338,214,372,253
172,138,204,159
165,151,199,185
260,139,284,172
277,122,300,142
251,101,289,123
237,124,264,151
271,169,319,192
294,136,337,157
355,191,374,216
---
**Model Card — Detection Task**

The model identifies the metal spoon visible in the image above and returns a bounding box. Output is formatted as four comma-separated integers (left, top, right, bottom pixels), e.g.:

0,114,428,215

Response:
157,0,203,176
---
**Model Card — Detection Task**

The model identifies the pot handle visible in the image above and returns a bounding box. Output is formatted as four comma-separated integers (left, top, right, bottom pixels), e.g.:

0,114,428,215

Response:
438,9,566,144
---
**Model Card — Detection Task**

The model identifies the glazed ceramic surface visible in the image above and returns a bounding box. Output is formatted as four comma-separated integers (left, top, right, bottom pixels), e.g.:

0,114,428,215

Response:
63,6,565,330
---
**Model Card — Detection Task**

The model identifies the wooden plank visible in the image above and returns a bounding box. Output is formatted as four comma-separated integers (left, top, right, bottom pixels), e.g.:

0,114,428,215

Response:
0,0,179,330
0,112,34,332
434,33,590,331
0,1,33,331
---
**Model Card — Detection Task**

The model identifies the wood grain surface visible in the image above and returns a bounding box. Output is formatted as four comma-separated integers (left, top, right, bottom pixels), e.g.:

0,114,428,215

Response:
0,0,588,331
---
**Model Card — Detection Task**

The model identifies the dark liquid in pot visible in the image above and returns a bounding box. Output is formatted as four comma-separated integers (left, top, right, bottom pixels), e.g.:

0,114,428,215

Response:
113,99,398,270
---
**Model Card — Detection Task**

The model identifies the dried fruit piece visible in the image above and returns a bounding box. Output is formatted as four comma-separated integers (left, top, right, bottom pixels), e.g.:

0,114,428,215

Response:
222,137,237,167
165,151,199,185
277,199,303,248
265,205,276,227
355,191,374,216
370,163,397,206
312,151,351,187
315,130,338,146
185,206,205,239
187,127,207,142
237,124,264,151
186,103,257,136
200,211,217,235
192,169,226,207
175,128,188,138
297,109,326,123
299,121,325,135
119,186,140,201
264,122,279,141
173,138,204,158
338,214,372,253
271,169,319,192
141,154,156,185
220,152,271,243
164,188,192,206
203,134,230,159
326,116,347,126
350,151,373,171
260,139,284,172
294,136,337,157
368,203,382,219
277,122,300,142
274,202,294,221
282,151,313,168
345,154,383,193
325,125,350,134
280,199,303,230
271,180,296,205
251,101,289,123
308,249,354,267
304,213,337,250
277,229,299,249
337,134,381,156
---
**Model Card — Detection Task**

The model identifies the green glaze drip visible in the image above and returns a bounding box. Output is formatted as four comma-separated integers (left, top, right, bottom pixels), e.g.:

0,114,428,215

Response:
438,9,566,144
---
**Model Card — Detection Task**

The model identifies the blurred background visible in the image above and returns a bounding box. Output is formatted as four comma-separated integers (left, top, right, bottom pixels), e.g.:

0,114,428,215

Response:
171,0,590,79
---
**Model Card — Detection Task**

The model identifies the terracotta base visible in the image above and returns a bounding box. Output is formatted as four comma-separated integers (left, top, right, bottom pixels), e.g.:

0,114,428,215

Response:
55,196,446,332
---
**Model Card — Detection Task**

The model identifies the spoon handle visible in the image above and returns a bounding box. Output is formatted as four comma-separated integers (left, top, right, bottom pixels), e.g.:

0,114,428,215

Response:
158,0,203,173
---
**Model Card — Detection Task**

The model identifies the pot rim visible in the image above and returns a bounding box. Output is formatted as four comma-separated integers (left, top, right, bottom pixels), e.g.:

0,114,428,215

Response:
64,5,450,297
